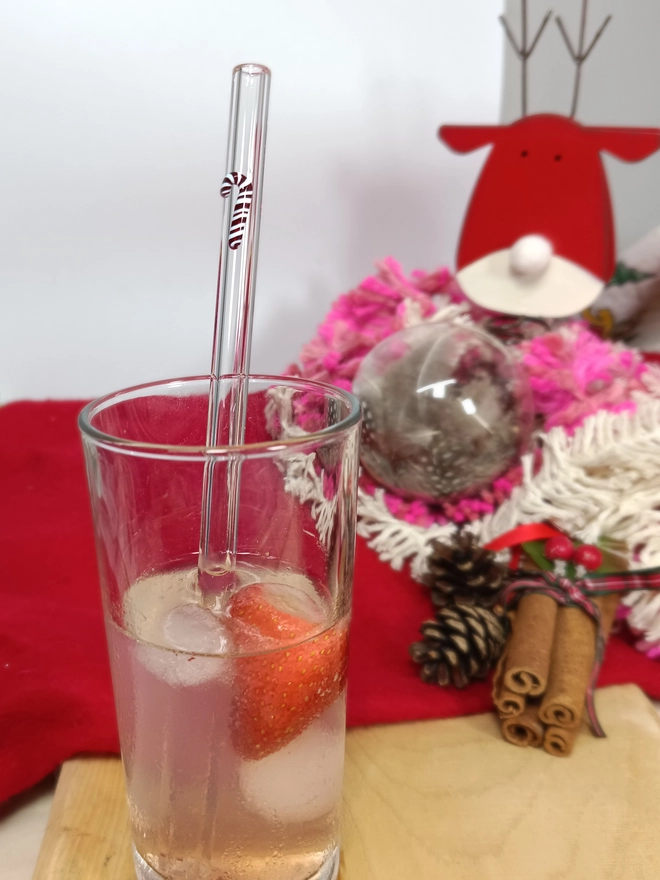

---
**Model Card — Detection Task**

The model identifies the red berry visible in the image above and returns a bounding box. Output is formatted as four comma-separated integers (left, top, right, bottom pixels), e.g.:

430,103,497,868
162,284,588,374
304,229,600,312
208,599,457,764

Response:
544,536,574,562
574,544,602,571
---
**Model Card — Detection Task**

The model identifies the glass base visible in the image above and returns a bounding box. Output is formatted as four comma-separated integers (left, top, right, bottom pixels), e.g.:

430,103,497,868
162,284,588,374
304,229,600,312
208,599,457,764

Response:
132,843,340,880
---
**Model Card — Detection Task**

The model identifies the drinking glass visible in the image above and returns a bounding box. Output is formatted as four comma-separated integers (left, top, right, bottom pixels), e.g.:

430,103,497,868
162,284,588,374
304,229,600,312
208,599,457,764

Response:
79,375,361,880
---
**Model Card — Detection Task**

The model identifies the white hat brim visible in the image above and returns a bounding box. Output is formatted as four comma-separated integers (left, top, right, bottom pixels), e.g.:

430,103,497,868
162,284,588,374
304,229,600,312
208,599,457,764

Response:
457,250,604,318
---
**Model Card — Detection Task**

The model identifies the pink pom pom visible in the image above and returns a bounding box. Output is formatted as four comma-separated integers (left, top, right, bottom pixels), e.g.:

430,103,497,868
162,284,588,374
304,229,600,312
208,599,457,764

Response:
520,323,646,433
294,258,461,391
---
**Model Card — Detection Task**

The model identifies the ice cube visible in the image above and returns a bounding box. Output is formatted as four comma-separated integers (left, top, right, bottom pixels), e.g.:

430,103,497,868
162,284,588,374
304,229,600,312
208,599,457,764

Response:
239,718,345,823
163,603,230,655
135,642,226,688
136,603,230,688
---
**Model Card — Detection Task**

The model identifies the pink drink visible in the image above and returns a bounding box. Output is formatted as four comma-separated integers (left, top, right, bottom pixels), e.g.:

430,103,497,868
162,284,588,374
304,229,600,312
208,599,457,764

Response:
107,566,347,880
80,375,361,880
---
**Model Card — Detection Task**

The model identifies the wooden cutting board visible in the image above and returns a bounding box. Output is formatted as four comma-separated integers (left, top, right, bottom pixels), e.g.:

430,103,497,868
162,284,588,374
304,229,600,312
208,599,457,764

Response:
33,684,660,880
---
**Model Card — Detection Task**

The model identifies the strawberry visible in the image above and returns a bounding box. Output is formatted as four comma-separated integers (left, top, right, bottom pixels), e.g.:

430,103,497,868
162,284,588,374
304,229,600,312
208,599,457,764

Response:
228,583,318,644
229,584,349,760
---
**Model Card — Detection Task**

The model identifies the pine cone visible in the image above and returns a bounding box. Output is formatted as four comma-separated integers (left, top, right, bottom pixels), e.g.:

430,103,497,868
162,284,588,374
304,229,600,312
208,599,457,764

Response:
410,605,506,688
424,532,507,609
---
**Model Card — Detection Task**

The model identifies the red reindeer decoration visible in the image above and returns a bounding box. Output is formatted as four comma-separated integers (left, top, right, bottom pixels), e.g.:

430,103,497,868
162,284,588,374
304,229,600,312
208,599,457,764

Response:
440,0,660,319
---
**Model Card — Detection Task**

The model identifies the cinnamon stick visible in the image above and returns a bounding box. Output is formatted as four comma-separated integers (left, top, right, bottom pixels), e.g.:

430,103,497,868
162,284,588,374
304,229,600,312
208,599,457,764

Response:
501,701,544,748
495,688,526,718
597,591,621,638
543,724,579,757
539,593,620,728
502,594,558,696
492,645,525,717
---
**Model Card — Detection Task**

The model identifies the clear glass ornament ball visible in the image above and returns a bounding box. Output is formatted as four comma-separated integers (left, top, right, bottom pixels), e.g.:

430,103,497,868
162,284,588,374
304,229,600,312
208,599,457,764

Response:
353,322,533,502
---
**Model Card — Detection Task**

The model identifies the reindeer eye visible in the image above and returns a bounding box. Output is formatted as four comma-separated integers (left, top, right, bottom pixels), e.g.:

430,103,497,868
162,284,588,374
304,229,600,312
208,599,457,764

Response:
521,150,528,157
554,154,562,161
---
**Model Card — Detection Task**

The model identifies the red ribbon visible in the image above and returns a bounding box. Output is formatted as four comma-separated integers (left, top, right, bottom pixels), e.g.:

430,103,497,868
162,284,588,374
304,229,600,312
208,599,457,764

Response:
484,523,565,570
484,523,564,553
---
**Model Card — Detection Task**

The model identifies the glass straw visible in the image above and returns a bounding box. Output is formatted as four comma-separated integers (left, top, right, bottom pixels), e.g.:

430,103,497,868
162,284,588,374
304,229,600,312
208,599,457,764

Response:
198,64,271,597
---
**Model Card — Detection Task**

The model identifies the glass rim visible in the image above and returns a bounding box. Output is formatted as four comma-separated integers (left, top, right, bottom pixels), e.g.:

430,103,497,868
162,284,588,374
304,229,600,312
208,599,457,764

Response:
78,374,361,458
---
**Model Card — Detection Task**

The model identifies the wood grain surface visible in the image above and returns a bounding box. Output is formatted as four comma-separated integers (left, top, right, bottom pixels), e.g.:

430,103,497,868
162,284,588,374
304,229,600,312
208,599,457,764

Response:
32,756,133,880
33,685,660,880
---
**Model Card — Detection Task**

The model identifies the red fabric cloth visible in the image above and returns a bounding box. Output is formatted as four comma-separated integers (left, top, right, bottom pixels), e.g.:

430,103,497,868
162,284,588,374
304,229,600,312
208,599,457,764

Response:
2,400,660,802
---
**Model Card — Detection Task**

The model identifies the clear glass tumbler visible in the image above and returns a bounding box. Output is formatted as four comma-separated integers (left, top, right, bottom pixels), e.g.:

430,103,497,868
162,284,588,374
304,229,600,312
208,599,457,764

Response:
79,375,361,880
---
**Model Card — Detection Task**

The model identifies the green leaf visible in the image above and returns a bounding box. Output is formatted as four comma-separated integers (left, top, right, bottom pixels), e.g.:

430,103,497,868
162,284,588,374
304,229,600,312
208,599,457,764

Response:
607,261,654,287
521,541,553,571
596,537,628,575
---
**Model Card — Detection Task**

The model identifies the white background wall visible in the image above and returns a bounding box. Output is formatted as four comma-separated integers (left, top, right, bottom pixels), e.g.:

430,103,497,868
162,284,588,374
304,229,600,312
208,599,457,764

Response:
0,0,504,402
501,0,660,252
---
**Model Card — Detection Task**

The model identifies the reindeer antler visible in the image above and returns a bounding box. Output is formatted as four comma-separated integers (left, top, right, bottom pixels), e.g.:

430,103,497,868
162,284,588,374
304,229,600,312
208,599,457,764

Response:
499,0,552,117
556,0,612,118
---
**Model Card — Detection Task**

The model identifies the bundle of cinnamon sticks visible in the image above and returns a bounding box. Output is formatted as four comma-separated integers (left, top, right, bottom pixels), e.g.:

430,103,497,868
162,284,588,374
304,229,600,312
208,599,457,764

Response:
493,592,620,756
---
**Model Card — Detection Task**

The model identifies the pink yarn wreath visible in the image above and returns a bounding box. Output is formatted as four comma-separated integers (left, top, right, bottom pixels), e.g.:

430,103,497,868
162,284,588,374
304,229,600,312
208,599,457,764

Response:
288,258,649,527
288,270,655,663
